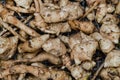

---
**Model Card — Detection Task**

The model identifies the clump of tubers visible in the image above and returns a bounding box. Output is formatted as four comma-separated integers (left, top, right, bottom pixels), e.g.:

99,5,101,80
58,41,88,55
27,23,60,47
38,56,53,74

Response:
0,0,120,80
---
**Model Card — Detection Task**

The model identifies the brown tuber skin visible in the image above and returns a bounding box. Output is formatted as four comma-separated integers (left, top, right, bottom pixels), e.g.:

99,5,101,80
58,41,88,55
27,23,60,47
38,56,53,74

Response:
0,64,72,80
18,35,49,53
69,20,95,34
0,36,18,60
42,38,67,57
0,4,40,37
0,0,120,80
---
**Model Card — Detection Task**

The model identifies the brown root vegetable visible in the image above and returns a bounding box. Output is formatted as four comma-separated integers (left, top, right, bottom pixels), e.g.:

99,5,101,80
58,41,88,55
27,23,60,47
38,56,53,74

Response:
69,20,95,34
46,22,71,35
71,41,98,65
96,3,107,23
39,0,68,23
14,0,33,9
59,33,82,49
100,23,120,44
0,4,40,37
0,0,120,79
81,61,96,71
70,65,90,80
62,54,71,68
18,34,49,53
79,21,95,34
6,16,40,37
101,14,119,24
71,32,98,65
69,33,82,49
104,50,120,68
30,13,47,29
61,1,83,20
42,38,67,56
0,64,72,80
1,52,61,65
99,38,115,53
32,14,71,35
21,52,62,65
0,36,18,60
100,67,120,80
0,18,26,42
90,32,103,41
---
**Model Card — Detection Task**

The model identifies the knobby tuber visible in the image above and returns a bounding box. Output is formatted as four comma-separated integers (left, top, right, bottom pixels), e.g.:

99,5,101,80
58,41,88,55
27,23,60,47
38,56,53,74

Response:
0,0,120,80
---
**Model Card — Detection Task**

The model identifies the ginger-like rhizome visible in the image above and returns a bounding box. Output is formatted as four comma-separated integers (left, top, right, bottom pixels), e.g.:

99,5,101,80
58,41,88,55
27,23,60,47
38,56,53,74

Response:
0,0,120,80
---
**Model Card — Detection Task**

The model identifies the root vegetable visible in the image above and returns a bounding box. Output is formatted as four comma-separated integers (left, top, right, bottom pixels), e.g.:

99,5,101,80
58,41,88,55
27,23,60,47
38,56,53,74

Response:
39,0,68,23
0,36,18,60
90,32,103,41
101,14,119,24
0,64,72,80
18,52,62,65
71,32,98,65
42,38,66,56
0,0,120,79
0,4,40,37
81,61,96,70
99,38,115,53
31,13,71,35
100,67,119,80
18,34,49,53
104,50,120,67
100,23,120,44
69,20,95,34
79,21,95,34
0,18,26,42
61,1,83,20
69,33,82,49
1,52,61,65
96,2,107,23
70,65,90,80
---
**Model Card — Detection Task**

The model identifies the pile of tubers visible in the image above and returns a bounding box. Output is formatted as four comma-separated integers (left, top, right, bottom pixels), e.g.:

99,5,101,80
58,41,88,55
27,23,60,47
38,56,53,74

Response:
0,0,120,80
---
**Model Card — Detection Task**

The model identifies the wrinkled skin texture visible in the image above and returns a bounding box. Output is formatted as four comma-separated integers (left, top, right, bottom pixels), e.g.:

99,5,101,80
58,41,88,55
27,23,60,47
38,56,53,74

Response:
42,38,66,57
100,50,120,79
68,20,95,34
62,2,83,20
39,0,83,23
70,65,90,80
0,0,120,80
104,50,120,68
40,1,69,23
71,32,98,65
96,3,107,23
100,23,120,44
99,38,115,53
18,35,49,53
0,65,72,80
0,36,18,60
100,67,120,80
